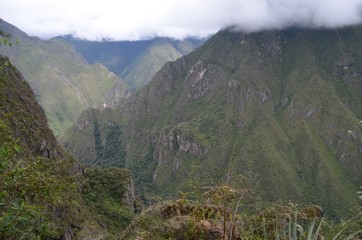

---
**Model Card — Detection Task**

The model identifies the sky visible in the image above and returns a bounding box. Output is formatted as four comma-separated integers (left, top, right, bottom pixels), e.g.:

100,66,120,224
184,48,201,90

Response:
1,0,362,41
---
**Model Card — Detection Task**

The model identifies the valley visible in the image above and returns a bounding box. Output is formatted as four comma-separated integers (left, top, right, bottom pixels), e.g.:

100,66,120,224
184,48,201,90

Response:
64,36,204,90
1,19,361,239
0,19,201,138
0,19,130,137
62,27,362,219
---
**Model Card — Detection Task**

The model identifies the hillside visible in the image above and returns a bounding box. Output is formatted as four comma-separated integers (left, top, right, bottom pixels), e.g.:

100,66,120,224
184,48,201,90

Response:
0,55,135,239
0,19,130,137
0,55,78,238
63,36,204,90
62,27,362,218
0,55,64,158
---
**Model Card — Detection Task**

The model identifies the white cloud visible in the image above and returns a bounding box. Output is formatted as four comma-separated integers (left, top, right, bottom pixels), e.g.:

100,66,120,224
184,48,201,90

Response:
0,0,362,40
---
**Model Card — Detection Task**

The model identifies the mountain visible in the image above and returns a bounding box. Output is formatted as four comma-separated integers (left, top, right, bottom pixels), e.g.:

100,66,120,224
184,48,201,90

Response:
0,19,130,137
62,27,362,218
0,55,135,239
62,36,205,90
0,55,78,238
0,55,64,158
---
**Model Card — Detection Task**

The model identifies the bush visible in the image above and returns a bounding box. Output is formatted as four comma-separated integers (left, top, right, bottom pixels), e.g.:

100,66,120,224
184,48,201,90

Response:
0,129,65,239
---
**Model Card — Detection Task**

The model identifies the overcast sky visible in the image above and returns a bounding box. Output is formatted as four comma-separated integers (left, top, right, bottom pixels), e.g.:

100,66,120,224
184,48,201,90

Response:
1,0,362,41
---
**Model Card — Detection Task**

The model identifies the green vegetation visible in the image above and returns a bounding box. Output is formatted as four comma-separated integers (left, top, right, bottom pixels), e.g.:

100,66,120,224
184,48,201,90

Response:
119,183,362,240
0,55,135,239
0,30,12,47
0,121,134,239
129,143,157,196
65,36,204,90
0,125,63,239
122,40,184,90
93,122,126,168
2,49,361,238
0,19,129,137
60,107,127,168
63,27,362,220
81,167,134,233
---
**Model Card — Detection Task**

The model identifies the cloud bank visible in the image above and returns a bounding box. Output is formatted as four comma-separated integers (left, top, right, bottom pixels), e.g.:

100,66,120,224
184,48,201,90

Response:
0,0,362,40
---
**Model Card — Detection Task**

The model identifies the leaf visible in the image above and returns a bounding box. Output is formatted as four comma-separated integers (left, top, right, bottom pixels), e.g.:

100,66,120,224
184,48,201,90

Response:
14,145,21,153
311,217,323,240
16,216,29,222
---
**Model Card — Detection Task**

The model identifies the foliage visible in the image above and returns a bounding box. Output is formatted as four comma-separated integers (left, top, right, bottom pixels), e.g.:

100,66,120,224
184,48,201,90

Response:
0,54,130,239
93,121,126,168
0,30,12,47
129,143,157,197
119,181,249,240
244,202,362,240
63,27,362,220
120,187,362,240
0,125,66,239
81,167,134,233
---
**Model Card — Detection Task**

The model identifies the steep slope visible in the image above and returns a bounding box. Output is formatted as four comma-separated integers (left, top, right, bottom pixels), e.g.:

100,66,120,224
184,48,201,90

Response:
62,107,126,168
0,55,135,239
0,56,64,158
62,27,362,217
121,39,184,90
0,55,77,238
64,36,204,90
0,19,129,137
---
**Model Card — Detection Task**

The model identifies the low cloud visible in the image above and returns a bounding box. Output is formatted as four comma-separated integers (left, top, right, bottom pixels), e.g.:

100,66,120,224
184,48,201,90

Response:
0,0,362,40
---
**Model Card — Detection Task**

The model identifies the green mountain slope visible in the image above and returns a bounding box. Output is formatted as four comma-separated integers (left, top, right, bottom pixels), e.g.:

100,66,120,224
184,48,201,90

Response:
0,55,81,238
0,19,129,137
62,27,362,217
0,55,135,239
0,55,64,158
121,39,184,90
64,36,204,90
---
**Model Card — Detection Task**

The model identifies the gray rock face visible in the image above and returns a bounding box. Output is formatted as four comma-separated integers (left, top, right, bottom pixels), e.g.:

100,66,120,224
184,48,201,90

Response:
153,127,206,174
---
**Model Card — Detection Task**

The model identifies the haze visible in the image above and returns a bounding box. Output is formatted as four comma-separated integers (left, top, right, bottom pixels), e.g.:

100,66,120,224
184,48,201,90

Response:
1,0,362,40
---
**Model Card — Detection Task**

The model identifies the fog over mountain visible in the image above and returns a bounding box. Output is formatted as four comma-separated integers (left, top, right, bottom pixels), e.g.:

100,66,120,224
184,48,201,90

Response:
1,0,362,40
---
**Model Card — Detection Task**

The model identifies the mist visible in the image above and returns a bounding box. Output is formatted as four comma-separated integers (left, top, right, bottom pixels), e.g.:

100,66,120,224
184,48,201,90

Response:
0,0,361,40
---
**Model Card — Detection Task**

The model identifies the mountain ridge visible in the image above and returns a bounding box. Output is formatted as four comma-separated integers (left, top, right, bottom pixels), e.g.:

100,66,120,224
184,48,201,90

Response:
62,35,205,90
63,26,362,217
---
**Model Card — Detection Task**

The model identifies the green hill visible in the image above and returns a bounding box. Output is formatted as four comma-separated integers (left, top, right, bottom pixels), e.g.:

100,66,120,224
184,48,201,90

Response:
62,27,362,218
0,19,130,137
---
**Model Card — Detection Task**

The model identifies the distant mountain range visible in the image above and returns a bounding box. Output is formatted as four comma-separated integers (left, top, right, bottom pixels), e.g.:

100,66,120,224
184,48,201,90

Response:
0,19,202,137
2,15,362,238
62,27,362,218
2,16,361,220
0,19,130,137
61,36,205,90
